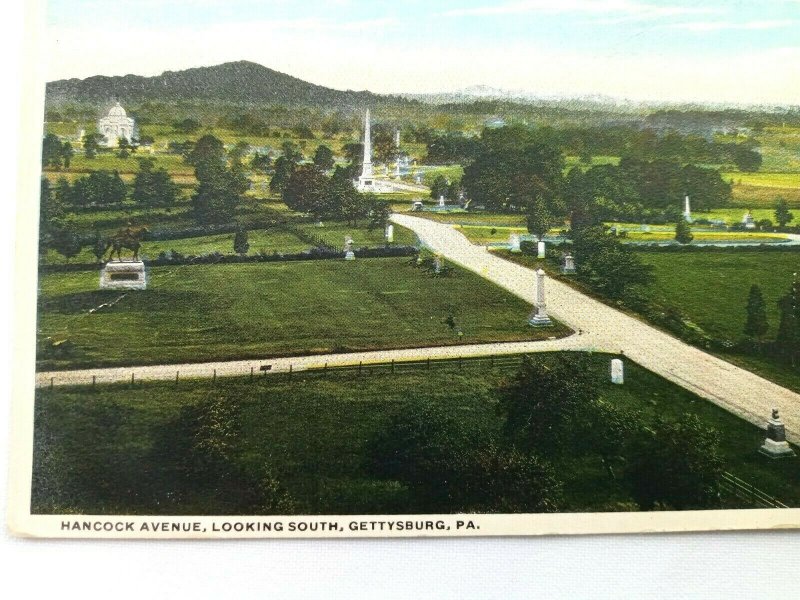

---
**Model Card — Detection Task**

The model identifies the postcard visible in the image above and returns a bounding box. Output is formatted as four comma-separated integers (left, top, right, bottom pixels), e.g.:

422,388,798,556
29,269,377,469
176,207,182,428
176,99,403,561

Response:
8,0,800,538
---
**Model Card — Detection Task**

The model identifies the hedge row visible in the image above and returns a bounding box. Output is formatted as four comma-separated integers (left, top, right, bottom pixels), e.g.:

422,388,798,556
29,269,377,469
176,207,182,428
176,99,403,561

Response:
39,245,418,273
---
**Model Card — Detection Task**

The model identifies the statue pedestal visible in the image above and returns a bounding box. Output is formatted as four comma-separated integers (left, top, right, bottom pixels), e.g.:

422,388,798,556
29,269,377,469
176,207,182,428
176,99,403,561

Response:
344,251,356,261
759,410,795,459
100,261,147,290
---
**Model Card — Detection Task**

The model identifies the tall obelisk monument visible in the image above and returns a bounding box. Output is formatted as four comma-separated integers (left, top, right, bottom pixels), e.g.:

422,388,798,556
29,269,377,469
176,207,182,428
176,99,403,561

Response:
357,109,374,191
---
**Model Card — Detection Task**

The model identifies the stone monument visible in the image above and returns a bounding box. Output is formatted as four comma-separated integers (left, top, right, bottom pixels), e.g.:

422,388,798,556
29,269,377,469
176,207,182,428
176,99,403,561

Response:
357,110,376,192
344,236,355,261
100,260,147,290
683,194,692,222
561,253,576,274
98,102,135,147
528,269,552,327
537,240,546,259
759,409,795,458
438,195,446,208
433,255,443,274
611,358,624,384
385,224,394,243
509,234,521,253
742,211,756,230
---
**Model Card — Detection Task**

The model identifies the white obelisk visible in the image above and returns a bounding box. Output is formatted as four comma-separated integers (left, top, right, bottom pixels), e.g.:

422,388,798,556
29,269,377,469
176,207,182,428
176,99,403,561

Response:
683,194,692,222
357,109,374,191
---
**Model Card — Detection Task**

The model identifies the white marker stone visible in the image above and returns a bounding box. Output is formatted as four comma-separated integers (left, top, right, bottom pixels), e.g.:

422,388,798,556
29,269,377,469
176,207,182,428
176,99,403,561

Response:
537,241,546,259
611,359,624,384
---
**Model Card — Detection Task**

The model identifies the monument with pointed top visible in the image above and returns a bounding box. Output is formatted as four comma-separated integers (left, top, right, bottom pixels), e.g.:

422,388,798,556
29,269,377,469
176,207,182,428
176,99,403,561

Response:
683,194,692,222
357,109,375,192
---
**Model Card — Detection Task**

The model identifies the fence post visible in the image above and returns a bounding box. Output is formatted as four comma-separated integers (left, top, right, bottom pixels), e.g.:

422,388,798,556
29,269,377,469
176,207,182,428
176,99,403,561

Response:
359,361,362,375
250,366,254,381
289,364,293,382
131,372,135,385
92,375,96,388
325,362,328,376
427,357,431,370
176,371,179,384
491,355,494,368
459,356,462,370
213,369,216,383
391,359,395,374
50,377,54,391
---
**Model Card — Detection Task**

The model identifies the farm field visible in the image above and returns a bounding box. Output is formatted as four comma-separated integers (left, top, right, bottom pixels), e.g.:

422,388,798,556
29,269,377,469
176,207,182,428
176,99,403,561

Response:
31,353,800,515
37,257,568,370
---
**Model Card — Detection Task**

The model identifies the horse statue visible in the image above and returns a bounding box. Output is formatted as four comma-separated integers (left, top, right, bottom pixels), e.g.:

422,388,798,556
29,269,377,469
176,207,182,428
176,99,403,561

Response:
104,225,149,262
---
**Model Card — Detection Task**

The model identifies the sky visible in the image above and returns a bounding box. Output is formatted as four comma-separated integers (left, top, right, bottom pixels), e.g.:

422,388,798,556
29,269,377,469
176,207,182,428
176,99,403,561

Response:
44,0,800,105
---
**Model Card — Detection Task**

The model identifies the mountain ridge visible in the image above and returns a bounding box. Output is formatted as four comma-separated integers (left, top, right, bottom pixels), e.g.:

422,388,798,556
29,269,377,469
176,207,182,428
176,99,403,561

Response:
45,60,392,108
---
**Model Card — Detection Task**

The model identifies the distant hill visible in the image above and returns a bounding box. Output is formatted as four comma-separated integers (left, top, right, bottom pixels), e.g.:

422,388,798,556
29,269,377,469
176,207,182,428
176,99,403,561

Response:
45,60,391,108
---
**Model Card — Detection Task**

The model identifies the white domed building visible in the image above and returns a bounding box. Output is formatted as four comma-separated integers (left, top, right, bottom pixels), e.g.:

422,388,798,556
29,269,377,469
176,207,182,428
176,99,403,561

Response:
98,102,135,147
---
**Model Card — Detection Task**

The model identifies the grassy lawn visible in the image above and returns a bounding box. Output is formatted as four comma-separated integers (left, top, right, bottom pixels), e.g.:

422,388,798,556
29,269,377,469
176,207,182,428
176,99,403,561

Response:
32,353,800,515
623,230,789,243
639,250,798,341
37,258,568,370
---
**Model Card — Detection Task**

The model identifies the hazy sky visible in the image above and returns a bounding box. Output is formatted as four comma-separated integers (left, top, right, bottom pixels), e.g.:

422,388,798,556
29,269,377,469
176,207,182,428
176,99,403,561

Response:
45,0,800,105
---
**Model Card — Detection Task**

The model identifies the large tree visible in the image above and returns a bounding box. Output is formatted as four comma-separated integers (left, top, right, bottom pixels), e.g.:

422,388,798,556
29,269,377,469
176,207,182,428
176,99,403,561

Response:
71,170,128,207
367,403,562,513
462,126,565,213
497,354,603,455
776,275,800,366
313,144,335,171
132,158,180,208
282,164,334,221
624,415,723,510
571,225,654,303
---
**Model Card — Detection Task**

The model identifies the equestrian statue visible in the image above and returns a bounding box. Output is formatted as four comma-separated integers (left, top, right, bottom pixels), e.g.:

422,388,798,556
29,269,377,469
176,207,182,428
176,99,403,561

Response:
104,225,150,262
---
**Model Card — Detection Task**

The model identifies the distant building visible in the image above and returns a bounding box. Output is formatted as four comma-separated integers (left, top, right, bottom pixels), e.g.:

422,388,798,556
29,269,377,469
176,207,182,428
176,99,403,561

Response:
98,102,135,147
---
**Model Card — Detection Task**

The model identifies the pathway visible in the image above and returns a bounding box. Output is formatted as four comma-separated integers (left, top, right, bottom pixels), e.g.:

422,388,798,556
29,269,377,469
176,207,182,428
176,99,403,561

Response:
392,213,800,442
36,336,592,388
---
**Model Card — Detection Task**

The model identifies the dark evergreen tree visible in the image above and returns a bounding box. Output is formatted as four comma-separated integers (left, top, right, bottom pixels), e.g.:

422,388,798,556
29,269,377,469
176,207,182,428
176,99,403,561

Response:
674,219,694,244
233,227,249,256
744,284,769,340
313,144,335,171
774,197,794,228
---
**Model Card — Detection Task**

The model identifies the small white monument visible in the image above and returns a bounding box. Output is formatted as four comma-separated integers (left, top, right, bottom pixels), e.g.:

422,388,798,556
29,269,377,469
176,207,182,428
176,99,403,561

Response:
438,195,446,208
385,224,394,243
561,253,576,274
344,236,355,261
742,211,756,230
509,234,521,253
100,261,147,290
611,359,624,384
411,200,424,212
537,241,546,259
759,409,795,458
528,269,552,327
433,255,443,274
415,173,422,185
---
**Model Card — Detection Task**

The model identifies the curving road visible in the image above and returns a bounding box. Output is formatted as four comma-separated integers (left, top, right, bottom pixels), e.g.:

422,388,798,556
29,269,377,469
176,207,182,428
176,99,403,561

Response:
392,213,800,442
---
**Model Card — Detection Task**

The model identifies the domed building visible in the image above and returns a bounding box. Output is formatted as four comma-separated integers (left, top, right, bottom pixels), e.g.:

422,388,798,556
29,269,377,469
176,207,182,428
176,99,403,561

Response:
97,102,135,147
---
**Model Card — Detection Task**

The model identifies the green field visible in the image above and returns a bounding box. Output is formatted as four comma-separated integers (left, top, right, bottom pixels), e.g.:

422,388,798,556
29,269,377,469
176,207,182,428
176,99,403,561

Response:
32,353,800,515
640,250,799,341
37,258,568,370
